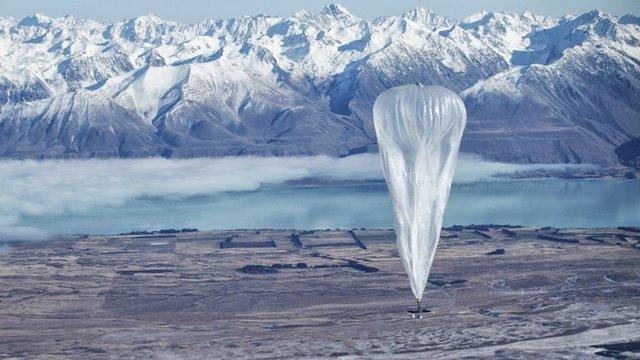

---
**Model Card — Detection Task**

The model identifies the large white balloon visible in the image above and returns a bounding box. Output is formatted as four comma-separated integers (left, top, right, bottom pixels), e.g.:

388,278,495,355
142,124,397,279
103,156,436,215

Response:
373,84,466,302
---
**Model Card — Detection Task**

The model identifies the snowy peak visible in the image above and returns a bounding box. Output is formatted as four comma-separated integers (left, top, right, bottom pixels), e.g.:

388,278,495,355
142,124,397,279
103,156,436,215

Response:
619,13,640,25
310,3,363,30
454,11,556,61
16,13,51,27
402,7,454,30
512,9,637,65
108,13,191,45
320,3,352,18
570,9,617,35
462,11,551,31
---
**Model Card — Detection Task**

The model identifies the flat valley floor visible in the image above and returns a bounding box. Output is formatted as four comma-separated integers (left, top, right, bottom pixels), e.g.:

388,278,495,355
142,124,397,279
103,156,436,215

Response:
1,226,639,359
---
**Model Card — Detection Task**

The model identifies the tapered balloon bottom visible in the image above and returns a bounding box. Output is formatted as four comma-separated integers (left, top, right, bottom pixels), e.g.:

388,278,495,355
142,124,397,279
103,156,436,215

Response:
407,299,429,319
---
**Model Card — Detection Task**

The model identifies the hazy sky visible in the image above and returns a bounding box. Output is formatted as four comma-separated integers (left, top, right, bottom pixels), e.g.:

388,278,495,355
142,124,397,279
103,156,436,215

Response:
0,0,638,23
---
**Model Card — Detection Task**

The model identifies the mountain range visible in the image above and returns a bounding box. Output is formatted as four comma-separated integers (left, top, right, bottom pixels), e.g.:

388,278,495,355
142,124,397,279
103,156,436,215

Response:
0,4,638,166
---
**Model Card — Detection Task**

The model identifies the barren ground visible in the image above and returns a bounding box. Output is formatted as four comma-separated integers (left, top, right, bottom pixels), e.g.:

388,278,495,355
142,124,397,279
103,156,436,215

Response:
1,226,639,359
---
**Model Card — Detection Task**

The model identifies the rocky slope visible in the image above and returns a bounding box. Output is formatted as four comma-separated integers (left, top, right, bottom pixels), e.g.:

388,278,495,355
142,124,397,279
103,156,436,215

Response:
0,5,638,164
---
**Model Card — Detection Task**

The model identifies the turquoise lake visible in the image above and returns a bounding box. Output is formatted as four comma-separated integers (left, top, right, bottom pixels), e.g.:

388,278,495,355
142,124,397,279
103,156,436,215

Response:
20,179,640,235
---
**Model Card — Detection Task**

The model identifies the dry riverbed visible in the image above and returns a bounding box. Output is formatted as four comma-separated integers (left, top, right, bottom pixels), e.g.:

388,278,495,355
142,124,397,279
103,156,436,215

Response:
1,226,639,359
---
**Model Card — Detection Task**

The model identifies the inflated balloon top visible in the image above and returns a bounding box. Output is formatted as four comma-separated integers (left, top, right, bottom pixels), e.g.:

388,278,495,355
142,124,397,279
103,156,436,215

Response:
373,84,466,309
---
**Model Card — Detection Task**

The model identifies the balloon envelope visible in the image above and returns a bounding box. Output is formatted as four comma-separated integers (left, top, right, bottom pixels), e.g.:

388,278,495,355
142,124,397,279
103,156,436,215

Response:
373,84,466,300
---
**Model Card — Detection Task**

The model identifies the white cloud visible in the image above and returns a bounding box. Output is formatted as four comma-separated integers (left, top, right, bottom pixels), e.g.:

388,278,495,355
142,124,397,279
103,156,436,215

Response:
453,154,596,183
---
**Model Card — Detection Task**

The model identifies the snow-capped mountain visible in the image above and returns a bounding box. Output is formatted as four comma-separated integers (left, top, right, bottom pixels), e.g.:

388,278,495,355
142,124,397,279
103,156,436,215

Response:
0,5,638,165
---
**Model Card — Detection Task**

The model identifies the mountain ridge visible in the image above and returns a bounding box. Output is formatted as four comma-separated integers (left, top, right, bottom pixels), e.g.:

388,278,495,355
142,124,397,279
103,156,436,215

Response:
0,4,638,165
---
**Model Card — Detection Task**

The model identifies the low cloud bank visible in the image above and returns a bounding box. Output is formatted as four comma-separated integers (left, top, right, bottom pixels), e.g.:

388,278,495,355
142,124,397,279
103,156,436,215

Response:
453,154,596,183
0,154,593,239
